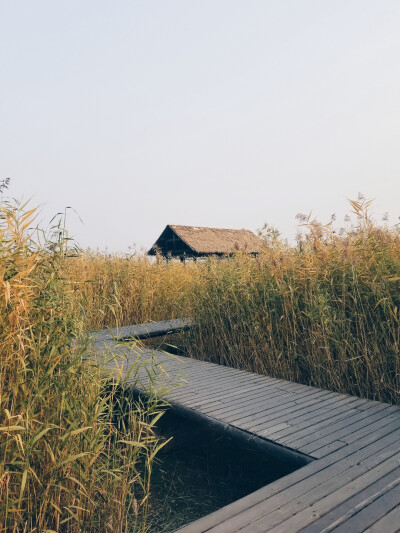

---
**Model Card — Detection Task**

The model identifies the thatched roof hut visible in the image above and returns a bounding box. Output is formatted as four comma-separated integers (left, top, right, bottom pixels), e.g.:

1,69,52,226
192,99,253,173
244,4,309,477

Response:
148,225,263,258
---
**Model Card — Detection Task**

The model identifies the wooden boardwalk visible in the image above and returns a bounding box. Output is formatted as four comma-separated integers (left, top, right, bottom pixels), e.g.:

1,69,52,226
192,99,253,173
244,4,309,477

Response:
92,317,192,343
93,321,400,533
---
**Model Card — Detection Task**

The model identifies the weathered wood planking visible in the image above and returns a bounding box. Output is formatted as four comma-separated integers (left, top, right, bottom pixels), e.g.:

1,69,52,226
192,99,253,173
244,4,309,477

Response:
92,317,191,343
92,322,400,533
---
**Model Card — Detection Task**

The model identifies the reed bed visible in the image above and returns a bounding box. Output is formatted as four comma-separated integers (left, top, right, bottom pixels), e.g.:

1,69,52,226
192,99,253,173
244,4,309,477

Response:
65,253,196,330
67,199,400,405
0,200,165,532
187,200,400,404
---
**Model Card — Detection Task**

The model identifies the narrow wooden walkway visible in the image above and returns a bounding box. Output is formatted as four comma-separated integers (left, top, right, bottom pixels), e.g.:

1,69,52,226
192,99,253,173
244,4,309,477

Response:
92,321,400,533
92,317,191,343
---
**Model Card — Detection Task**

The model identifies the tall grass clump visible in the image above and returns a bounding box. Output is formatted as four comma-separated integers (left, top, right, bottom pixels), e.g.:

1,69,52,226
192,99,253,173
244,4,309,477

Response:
65,253,197,330
187,199,400,404
0,199,165,532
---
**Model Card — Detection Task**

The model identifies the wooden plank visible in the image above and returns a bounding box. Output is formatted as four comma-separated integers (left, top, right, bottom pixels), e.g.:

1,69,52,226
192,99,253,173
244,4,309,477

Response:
198,393,293,419
236,392,341,432
286,398,396,445
179,366,273,384
169,378,263,404
170,359,259,380
304,408,400,457
169,384,268,411
302,468,400,532
181,383,273,410
272,408,359,444
205,387,318,419
171,365,308,395
178,429,400,531
270,397,369,442
363,504,400,532
286,403,396,451
177,426,400,533
176,357,255,377
167,372,306,404
166,352,325,394
166,369,270,399
92,317,192,342
222,387,326,418
219,441,400,532
173,385,268,412
238,451,400,533
170,372,271,397
252,394,361,434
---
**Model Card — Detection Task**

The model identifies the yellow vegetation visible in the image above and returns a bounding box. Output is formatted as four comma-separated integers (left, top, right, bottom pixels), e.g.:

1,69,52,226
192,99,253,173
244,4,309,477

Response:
0,201,164,532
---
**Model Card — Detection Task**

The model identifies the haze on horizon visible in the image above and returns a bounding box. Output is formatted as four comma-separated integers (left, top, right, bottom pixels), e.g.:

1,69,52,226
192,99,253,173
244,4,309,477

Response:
1,1,399,253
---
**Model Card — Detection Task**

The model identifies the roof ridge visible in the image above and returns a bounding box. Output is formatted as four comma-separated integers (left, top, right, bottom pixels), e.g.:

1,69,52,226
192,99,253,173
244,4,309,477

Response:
170,224,256,233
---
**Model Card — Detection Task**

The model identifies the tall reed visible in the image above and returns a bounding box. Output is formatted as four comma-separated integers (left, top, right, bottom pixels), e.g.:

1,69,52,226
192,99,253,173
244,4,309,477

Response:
187,199,400,404
0,200,165,532
65,253,196,330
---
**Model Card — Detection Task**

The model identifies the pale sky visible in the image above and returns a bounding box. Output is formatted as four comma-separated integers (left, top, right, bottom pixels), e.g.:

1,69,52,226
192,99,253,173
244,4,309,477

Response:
1,1,400,252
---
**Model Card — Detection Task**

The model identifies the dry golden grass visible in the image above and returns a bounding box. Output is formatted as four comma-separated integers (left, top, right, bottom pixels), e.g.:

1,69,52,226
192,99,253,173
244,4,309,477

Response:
0,201,165,532
65,253,196,330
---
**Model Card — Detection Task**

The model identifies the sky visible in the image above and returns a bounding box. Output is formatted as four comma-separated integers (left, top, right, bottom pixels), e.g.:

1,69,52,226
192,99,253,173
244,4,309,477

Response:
1,1,400,252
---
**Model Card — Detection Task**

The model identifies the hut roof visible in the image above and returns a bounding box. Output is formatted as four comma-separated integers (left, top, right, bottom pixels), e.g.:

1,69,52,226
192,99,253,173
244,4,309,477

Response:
149,225,263,256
